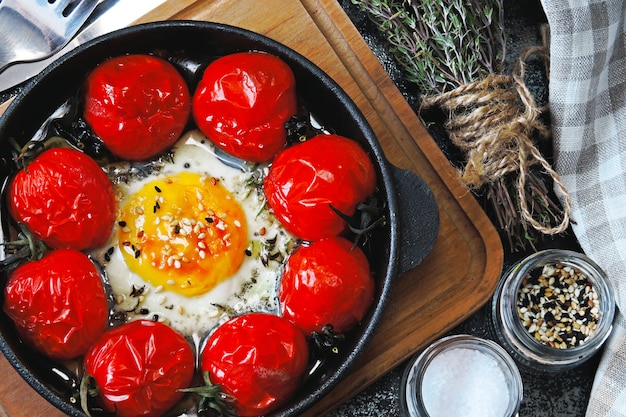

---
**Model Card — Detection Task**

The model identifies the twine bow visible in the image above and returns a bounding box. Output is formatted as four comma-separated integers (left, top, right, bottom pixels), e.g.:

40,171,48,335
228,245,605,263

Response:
420,26,571,235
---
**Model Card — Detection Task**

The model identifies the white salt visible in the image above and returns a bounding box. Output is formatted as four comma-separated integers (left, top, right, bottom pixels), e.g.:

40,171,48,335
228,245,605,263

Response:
421,347,510,417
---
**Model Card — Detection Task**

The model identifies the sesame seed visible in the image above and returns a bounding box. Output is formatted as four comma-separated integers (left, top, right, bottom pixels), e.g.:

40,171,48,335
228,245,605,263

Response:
104,247,114,262
516,262,600,349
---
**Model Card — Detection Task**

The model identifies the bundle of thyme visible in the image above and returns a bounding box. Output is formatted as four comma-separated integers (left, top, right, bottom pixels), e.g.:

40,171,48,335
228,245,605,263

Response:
351,0,571,251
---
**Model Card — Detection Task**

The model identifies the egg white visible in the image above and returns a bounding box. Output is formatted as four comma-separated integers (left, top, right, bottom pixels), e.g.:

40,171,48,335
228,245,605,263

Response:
90,130,294,337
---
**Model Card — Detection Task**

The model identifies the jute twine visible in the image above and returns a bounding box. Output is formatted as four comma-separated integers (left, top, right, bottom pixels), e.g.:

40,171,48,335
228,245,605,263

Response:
420,26,571,235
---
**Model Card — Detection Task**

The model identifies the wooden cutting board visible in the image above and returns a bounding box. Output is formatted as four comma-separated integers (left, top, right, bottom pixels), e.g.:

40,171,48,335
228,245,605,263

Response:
0,0,504,416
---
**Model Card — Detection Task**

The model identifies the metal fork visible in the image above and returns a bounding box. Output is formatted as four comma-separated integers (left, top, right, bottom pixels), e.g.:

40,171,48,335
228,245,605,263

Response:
0,0,100,72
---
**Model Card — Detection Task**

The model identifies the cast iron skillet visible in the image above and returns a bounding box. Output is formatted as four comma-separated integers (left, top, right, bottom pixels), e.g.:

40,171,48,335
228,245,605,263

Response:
0,21,438,417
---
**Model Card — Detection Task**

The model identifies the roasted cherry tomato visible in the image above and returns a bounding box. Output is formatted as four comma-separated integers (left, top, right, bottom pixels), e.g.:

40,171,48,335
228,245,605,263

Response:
84,320,195,417
84,54,191,161
3,249,109,360
264,134,377,241
8,147,116,250
193,51,297,162
279,237,374,335
201,313,309,417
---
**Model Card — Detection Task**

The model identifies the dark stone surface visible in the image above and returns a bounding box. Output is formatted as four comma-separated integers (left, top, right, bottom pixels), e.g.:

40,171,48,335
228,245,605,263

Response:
331,1,598,416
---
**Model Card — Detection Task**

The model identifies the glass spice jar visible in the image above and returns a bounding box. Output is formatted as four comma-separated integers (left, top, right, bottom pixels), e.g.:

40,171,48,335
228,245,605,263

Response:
400,334,523,417
491,249,616,371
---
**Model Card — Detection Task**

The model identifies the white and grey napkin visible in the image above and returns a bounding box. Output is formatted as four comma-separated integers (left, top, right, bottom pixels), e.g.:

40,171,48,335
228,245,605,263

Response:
539,0,626,415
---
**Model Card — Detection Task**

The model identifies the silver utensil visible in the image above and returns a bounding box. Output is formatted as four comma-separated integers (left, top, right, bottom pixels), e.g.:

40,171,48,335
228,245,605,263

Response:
0,0,100,72
0,0,168,93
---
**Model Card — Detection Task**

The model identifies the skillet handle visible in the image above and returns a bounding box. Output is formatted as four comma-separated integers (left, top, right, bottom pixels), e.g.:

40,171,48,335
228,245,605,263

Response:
389,165,439,275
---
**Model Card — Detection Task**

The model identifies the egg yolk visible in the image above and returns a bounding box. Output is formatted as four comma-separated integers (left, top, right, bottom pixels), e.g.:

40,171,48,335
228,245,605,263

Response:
118,172,248,296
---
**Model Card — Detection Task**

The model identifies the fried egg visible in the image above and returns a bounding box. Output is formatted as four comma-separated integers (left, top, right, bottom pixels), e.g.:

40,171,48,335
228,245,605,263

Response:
91,130,294,337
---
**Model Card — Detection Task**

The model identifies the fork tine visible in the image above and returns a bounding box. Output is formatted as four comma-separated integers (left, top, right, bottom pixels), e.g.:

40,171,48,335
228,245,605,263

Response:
69,0,101,14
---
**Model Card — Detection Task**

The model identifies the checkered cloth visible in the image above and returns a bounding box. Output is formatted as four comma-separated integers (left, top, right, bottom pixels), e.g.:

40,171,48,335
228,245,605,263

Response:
539,0,626,415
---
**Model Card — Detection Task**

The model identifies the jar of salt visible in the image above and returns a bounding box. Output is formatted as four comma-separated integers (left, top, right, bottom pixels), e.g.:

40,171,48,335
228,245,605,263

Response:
400,334,522,417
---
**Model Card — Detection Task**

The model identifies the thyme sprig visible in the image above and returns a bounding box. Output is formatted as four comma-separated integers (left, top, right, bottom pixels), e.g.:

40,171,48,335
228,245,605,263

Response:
351,0,570,251
351,0,505,95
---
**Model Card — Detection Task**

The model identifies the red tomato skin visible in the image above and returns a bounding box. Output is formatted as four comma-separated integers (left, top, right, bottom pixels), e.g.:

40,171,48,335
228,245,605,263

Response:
279,237,374,335
84,54,191,161
263,134,377,241
193,51,297,162
3,249,109,360
202,313,309,417
8,147,116,250
84,320,195,417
